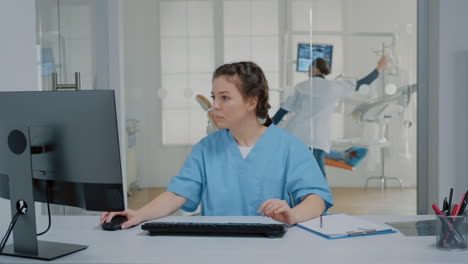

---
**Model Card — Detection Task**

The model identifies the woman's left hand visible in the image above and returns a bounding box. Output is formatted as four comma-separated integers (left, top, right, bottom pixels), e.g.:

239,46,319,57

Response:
257,199,297,225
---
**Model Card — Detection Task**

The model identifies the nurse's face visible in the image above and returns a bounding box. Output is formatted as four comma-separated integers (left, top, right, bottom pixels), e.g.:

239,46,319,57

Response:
211,76,256,129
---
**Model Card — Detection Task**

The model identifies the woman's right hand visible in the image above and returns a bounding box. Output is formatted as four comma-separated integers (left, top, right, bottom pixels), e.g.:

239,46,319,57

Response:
99,191,187,229
99,209,145,229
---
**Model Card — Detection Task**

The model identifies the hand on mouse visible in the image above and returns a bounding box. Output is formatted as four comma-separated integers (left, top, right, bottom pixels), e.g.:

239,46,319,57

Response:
99,209,144,229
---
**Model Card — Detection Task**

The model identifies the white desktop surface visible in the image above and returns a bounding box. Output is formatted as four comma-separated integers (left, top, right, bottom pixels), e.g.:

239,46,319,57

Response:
0,215,467,264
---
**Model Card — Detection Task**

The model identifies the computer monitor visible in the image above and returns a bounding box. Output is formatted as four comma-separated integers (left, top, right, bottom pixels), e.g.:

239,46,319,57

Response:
0,90,125,260
296,43,333,73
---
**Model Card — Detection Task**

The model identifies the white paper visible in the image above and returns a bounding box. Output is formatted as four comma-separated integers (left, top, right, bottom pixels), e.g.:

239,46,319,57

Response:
298,214,393,238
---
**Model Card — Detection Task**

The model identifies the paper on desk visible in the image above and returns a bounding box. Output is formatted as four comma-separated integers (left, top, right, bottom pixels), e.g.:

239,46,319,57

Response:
298,214,394,238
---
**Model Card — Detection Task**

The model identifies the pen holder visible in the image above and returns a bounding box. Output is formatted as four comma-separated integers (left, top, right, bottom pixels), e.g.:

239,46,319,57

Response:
436,213,468,251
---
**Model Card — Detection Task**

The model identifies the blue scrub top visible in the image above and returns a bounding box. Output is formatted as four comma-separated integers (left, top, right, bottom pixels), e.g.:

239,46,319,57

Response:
167,124,333,216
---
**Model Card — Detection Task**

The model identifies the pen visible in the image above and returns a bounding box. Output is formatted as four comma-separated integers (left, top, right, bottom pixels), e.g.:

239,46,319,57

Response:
447,188,453,215
457,190,468,216
432,203,444,215
444,204,460,244
433,203,451,247
432,203,466,245
443,197,448,213
451,191,468,241
320,215,323,228
445,202,464,246
451,204,460,216
346,229,377,236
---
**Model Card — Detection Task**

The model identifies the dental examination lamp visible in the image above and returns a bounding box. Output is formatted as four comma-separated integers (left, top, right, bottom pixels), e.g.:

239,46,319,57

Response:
351,83,417,143
350,84,416,191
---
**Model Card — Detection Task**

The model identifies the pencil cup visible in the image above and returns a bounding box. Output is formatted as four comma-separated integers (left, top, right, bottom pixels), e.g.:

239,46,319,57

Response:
436,213,467,251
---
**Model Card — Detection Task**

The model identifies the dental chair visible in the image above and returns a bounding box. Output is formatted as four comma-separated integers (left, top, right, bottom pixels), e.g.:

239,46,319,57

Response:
325,158,354,171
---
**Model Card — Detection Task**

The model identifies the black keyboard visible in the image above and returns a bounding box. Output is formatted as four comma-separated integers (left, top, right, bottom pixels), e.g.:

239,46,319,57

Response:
141,219,288,238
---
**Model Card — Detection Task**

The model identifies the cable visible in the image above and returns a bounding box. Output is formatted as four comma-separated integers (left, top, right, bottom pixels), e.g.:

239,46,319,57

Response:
0,212,20,255
0,200,28,255
37,185,51,236
0,213,19,251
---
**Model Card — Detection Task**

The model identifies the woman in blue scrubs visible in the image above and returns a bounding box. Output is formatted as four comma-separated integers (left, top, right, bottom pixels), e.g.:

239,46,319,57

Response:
100,62,333,228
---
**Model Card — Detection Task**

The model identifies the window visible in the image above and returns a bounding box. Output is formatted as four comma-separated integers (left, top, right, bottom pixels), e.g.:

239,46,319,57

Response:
160,0,281,145
160,0,214,144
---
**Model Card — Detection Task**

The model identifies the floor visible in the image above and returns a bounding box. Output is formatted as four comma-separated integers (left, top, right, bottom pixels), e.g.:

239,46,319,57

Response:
328,187,416,215
128,187,417,215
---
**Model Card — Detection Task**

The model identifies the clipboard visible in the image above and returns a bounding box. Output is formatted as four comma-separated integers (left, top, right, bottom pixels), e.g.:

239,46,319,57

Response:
296,214,396,239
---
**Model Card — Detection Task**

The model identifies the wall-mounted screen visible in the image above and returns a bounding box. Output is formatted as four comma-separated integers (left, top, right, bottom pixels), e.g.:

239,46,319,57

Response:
296,43,333,73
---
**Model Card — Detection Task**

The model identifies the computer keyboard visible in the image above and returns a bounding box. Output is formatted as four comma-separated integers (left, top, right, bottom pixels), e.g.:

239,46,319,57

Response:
141,216,288,238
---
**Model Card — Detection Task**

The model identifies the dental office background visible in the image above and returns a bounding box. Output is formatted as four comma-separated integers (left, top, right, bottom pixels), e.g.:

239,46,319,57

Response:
2,0,468,216
119,0,417,190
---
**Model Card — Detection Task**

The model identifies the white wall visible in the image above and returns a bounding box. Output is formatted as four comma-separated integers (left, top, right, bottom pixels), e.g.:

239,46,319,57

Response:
418,0,468,213
0,0,38,218
436,0,468,203
0,0,38,93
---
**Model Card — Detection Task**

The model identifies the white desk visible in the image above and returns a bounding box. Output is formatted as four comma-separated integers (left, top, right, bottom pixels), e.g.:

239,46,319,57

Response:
0,215,467,264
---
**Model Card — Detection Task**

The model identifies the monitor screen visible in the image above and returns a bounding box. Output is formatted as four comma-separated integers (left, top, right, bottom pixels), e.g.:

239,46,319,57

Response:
0,90,124,260
296,43,333,73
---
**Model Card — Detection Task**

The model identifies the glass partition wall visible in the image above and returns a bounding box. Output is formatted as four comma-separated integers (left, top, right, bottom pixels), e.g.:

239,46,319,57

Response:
36,0,98,92
286,0,417,214
35,0,114,215
123,0,417,216
36,0,417,215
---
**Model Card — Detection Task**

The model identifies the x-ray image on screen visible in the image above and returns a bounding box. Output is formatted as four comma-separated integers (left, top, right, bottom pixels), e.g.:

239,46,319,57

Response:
296,43,333,72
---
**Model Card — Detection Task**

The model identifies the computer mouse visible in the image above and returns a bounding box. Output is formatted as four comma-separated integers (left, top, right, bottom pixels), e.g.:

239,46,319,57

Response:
101,215,128,231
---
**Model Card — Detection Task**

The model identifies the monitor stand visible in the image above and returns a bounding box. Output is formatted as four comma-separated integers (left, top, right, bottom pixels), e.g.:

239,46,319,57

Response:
3,127,88,260
2,241,87,261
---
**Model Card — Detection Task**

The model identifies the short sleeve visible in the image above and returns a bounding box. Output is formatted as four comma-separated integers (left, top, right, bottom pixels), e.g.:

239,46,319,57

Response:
166,143,205,212
285,143,334,210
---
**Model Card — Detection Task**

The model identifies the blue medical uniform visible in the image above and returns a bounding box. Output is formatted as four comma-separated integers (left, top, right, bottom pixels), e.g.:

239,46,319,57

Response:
167,124,333,216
